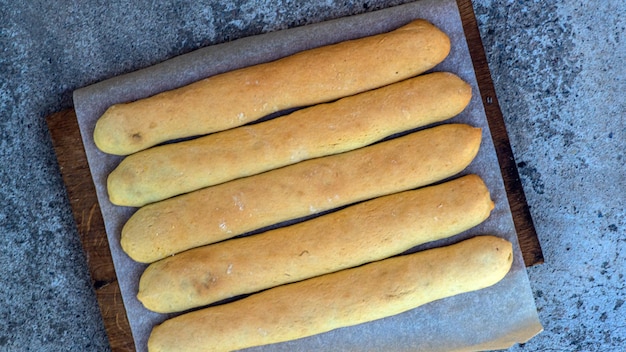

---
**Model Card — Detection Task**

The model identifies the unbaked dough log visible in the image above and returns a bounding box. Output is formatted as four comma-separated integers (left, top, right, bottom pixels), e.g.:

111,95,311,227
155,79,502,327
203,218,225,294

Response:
147,235,513,352
93,19,451,155
138,174,494,313
121,123,482,263
107,72,471,207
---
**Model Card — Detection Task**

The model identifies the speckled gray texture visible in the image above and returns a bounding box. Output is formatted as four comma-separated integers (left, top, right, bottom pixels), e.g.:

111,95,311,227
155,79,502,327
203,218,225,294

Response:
473,0,626,350
1,1,624,351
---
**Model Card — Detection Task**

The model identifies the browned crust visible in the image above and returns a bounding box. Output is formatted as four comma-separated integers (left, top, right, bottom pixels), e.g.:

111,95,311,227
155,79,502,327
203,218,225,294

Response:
93,19,451,155
121,123,482,263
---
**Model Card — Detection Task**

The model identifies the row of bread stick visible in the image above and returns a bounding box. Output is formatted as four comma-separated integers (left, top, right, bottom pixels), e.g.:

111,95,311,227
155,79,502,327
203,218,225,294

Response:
94,20,513,352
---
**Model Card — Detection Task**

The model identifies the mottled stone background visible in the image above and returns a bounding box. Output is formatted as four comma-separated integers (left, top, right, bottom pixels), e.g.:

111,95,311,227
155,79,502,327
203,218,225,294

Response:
1,0,624,351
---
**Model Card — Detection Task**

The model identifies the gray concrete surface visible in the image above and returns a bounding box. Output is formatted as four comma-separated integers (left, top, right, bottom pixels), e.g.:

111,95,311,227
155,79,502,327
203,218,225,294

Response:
1,0,624,351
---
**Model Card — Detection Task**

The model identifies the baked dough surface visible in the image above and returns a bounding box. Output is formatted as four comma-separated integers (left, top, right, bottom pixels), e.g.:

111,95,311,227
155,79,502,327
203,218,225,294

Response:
147,235,513,352
107,72,471,207
121,123,482,263
94,19,451,155
137,174,494,313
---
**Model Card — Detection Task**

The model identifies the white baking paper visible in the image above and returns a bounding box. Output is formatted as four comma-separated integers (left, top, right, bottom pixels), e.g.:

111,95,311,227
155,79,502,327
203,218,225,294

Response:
73,0,543,351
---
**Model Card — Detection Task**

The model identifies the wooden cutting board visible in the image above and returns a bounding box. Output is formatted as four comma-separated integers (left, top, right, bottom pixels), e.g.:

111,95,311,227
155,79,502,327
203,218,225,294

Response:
46,1,543,350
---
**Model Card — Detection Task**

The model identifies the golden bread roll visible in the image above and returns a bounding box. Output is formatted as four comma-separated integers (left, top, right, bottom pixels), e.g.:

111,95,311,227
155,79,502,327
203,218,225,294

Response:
93,19,451,155
138,174,494,313
107,72,472,207
147,235,514,352
121,123,482,263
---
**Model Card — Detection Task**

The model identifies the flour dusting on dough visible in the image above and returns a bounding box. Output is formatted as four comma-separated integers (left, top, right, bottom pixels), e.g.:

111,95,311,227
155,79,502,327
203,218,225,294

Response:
233,194,245,211
219,221,232,234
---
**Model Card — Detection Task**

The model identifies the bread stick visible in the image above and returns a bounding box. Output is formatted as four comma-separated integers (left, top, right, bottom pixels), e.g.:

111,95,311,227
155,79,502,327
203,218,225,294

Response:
147,235,514,352
93,19,450,155
107,72,471,207
137,174,494,313
121,123,482,263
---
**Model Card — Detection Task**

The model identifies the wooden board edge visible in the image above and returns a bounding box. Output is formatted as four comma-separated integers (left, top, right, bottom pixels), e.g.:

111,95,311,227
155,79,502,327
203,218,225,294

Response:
46,109,136,352
456,0,544,266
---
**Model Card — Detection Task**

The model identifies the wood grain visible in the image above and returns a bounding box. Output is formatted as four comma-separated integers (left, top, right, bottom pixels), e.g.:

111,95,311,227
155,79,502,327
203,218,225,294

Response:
46,109,135,352
46,1,543,349
456,0,544,266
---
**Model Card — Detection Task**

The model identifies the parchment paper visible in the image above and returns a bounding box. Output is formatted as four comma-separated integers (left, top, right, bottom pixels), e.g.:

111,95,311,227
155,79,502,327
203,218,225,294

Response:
73,0,543,351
